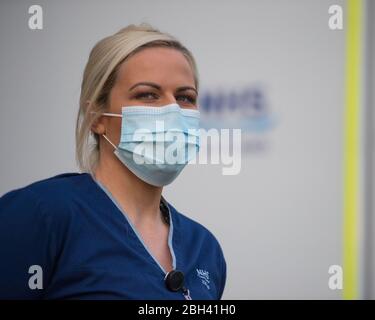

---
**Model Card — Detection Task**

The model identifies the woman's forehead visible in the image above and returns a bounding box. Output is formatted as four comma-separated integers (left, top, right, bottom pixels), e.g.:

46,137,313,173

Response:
116,47,195,88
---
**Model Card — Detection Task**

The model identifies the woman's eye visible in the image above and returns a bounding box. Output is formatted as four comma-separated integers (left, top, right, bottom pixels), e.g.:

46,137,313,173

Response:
135,92,158,100
177,95,196,105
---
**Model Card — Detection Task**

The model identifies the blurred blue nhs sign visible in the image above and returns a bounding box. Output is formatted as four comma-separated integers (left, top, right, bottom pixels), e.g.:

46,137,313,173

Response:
198,85,278,153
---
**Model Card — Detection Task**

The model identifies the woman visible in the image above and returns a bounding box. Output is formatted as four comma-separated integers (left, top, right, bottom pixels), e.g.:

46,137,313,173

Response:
0,24,226,300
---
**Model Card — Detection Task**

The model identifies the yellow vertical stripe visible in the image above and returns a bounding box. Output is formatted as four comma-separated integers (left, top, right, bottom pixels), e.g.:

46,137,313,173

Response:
343,0,363,300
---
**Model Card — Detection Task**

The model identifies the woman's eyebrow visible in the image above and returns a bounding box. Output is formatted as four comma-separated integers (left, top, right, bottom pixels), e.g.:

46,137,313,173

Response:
129,82,197,94
176,86,198,94
129,82,161,91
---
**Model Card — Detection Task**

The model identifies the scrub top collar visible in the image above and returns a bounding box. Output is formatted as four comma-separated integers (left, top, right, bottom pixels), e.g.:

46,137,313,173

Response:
89,174,178,276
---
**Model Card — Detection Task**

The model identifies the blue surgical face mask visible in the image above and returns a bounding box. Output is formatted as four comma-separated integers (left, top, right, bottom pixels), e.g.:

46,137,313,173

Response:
101,103,200,187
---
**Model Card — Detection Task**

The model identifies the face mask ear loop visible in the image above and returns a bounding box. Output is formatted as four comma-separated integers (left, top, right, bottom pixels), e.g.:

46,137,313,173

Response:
102,133,118,151
90,111,122,117
102,112,122,117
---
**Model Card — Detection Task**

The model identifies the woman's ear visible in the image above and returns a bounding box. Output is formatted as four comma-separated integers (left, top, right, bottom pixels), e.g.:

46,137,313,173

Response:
91,117,106,135
87,100,106,135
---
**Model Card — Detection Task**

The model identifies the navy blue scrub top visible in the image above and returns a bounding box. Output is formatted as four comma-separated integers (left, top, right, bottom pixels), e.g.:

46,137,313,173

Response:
0,173,226,300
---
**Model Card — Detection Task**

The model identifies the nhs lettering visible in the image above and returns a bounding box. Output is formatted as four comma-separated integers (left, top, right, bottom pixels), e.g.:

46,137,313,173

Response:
198,85,278,153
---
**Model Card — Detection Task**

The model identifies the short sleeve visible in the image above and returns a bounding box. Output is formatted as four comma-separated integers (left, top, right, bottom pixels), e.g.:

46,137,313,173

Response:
0,188,57,299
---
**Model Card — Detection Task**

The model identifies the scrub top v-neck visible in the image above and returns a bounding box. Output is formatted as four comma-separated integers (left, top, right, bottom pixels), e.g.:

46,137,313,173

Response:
93,178,177,276
0,173,227,300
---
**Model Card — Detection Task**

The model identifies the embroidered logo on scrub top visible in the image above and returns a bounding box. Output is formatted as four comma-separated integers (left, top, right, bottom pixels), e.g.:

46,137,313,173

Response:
196,268,210,290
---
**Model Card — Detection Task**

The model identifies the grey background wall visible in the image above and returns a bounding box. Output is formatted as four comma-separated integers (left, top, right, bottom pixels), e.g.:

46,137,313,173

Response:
0,0,362,299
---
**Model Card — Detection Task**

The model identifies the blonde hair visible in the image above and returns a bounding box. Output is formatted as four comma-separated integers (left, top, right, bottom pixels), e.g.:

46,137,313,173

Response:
76,23,199,173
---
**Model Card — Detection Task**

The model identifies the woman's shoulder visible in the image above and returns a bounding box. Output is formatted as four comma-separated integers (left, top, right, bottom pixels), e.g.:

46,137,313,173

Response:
0,172,90,219
0,173,90,299
2,172,89,196
10,172,89,194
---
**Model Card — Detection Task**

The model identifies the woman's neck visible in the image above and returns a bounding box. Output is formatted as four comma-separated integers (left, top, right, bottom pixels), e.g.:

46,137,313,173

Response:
93,151,163,226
